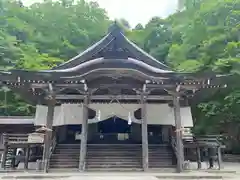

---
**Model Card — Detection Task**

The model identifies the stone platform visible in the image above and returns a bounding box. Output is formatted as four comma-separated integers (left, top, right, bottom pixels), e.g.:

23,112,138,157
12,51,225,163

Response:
0,171,238,180
0,162,239,179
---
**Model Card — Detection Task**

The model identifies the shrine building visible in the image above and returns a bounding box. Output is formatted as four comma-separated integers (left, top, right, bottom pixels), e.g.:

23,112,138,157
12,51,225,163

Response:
0,24,227,172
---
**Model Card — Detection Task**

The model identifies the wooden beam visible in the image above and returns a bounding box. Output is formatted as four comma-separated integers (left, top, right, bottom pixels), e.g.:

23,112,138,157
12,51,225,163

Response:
173,94,184,173
31,83,84,89
141,92,148,171
42,98,55,173
79,94,89,171
147,83,222,90
55,95,175,100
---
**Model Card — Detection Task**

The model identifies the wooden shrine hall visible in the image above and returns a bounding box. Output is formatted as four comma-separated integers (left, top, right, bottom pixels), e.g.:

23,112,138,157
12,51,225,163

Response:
0,23,228,173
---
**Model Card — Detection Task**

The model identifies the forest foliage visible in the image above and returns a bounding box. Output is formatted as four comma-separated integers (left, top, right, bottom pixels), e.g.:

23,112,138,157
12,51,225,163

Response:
0,0,239,150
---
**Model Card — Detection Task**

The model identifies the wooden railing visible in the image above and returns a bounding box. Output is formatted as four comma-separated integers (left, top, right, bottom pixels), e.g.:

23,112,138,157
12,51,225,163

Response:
170,136,177,156
49,135,57,158
46,135,57,171
171,135,225,170
195,135,224,147
2,133,28,144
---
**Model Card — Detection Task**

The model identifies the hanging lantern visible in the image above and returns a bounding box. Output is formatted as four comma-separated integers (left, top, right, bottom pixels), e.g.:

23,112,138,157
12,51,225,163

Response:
128,112,132,125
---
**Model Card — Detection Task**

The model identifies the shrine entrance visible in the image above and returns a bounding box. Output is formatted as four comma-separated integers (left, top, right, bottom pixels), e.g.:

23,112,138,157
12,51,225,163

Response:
98,117,130,134
90,117,134,144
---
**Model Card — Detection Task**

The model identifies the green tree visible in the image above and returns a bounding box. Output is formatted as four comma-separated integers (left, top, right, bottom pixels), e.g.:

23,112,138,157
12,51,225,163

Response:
0,0,110,116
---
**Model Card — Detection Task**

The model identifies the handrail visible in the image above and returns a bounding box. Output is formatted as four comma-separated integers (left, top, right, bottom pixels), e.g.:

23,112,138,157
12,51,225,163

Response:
170,136,177,155
46,135,57,171
49,135,57,158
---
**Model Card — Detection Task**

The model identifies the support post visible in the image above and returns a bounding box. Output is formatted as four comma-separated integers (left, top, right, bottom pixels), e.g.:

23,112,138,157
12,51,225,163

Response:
141,92,148,171
196,147,202,169
173,94,184,173
217,147,223,170
79,94,89,171
24,146,30,170
1,134,8,169
42,98,55,173
11,148,17,169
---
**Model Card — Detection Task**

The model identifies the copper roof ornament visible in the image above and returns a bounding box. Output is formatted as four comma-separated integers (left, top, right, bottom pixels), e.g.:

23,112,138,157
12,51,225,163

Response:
35,126,52,133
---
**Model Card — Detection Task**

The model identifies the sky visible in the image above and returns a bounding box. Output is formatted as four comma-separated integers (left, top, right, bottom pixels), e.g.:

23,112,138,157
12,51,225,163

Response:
23,0,178,27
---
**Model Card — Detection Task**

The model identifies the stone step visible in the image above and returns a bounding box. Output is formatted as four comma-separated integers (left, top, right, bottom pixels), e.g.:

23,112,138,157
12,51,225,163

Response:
50,161,79,165
148,149,171,151
86,161,141,165
149,165,175,168
50,164,78,168
87,152,141,155
88,147,142,149
54,149,79,151
58,144,80,146
149,163,175,167
149,157,173,160
87,149,141,152
86,164,142,169
87,150,142,152
51,159,79,162
54,151,79,153
149,152,173,155
50,144,175,170
86,158,142,161
51,154,80,157
87,150,141,152
86,154,141,158
56,146,80,149
54,151,80,154
86,168,143,172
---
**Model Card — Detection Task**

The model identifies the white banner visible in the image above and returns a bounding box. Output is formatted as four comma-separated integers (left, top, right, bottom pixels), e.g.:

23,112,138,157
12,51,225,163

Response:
34,103,193,127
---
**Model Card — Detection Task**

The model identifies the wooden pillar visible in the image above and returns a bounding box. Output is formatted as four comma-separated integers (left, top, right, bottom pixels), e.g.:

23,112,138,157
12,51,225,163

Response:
79,94,89,171
24,146,30,170
217,147,223,170
173,94,184,173
1,134,8,169
196,147,202,169
141,92,149,171
42,99,55,173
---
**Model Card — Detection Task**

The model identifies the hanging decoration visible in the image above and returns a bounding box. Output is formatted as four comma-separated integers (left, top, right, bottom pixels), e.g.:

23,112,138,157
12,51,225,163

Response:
128,112,132,125
97,109,101,121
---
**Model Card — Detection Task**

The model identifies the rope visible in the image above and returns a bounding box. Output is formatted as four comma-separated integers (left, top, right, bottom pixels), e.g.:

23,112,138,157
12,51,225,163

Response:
106,94,141,112
175,128,185,132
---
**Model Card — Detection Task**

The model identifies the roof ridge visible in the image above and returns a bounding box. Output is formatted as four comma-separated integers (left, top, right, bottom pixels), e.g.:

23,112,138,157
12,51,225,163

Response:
52,24,172,71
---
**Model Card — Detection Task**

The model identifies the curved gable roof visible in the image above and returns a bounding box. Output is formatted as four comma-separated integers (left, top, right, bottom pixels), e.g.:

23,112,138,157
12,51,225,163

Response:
53,23,171,71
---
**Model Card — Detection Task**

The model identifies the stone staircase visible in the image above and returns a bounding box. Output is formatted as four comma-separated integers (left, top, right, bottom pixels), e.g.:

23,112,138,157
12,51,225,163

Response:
86,144,142,171
148,144,176,168
49,144,80,169
49,144,175,170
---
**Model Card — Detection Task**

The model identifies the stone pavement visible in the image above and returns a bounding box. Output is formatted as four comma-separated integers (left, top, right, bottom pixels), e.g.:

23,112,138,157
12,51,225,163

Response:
0,162,240,180
0,172,238,180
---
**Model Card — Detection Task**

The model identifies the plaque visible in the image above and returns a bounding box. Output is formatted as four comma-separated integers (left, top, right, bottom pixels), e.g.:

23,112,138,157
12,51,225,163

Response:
28,133,44,143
